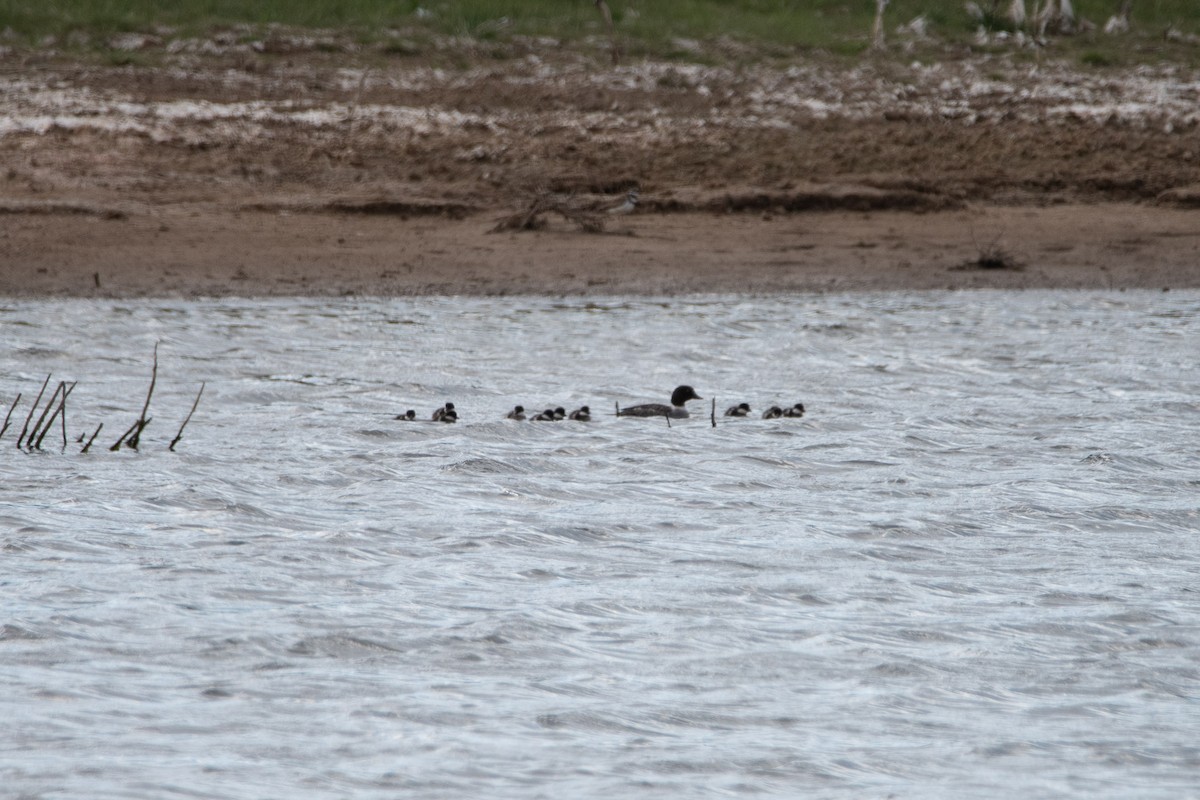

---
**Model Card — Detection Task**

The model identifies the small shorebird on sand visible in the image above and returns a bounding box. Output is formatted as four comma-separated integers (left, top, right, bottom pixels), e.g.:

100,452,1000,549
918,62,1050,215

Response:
607,189,639,216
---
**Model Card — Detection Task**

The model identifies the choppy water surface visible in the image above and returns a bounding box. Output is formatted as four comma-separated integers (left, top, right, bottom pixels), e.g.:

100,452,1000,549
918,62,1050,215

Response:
2,292,1198,799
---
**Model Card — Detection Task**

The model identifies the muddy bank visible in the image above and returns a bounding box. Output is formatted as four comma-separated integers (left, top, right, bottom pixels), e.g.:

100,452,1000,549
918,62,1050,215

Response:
1,48,1198,295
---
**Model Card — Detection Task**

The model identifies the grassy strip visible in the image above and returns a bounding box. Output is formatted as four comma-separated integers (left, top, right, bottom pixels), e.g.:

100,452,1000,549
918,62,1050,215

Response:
2,0,1198,62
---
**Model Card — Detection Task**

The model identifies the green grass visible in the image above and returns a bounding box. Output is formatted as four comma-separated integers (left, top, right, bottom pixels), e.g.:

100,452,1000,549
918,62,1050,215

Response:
2,0,1198,63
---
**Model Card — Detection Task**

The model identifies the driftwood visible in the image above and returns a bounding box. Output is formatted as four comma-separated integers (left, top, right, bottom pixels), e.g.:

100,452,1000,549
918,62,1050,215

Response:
491,191,608,234
169,382,205,452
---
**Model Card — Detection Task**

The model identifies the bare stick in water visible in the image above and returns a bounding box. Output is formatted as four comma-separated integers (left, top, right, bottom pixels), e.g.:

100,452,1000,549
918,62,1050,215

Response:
81,423,103,454
0,393,20,440
34,382,76,451
169,382,205,452
26,381,65,451
126,343,159,450
711,397,717,428
110,418,143,452
16,374,51,449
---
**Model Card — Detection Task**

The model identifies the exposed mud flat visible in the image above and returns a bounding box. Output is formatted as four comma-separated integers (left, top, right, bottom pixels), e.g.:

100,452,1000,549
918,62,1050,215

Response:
2,46,1199,295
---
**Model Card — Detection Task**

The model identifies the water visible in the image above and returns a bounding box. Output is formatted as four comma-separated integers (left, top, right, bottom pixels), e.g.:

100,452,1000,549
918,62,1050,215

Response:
2,292,1198,799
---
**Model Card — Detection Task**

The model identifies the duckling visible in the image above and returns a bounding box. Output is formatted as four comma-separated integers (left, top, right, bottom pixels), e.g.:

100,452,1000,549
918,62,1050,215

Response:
724,402,751,417
394,409,416,421
531,408,558,421
432,402,456,422
762,405,784,420
439,407,458,423
783,403,806,418
568,406,591,421
506,405,527,421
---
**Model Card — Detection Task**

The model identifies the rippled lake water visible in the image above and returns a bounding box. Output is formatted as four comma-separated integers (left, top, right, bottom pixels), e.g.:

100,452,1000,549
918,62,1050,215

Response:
2,292,1198,799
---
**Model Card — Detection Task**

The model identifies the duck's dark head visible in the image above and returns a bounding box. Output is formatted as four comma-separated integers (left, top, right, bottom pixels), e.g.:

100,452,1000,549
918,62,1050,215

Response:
444,402,455,411
671,385,702,406
514,405,524,414
578,405,590,414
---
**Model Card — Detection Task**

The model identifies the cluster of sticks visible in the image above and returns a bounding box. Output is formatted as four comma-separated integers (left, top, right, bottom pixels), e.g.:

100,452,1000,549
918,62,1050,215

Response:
490,191,608,234
0,345,204,454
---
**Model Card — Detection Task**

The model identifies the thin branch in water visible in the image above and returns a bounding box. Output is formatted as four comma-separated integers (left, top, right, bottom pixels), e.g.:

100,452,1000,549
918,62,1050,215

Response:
26,381,65,451
125,343,159,451
34,382,76,451
16,374,51,449
110,418,143,452
0,392,20,440
169,382,205,452
82,423,103,454
711,397,717,428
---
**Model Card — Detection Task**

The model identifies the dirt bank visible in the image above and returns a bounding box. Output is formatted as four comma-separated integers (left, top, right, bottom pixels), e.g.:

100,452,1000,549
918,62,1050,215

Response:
2,45,1198,295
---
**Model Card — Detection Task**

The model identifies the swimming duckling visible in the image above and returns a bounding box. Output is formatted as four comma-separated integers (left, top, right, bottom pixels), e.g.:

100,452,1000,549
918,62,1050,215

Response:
617,385,703,419
724,402,751,417
783,403,806,418
568,406,591,421
394,409,416,421
506,405,527,421
432,402,456,422
439,407,458,423
531,408,558,421
762,405,784,420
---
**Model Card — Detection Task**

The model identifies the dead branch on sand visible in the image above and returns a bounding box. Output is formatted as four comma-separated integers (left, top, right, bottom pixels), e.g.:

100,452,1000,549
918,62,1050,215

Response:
955,227,1024,271
490,190,608,234
594,0,621,64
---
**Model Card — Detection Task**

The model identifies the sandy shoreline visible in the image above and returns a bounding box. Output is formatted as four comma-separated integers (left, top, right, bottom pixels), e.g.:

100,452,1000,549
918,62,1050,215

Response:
2,48,1199,296
3,201,1198,297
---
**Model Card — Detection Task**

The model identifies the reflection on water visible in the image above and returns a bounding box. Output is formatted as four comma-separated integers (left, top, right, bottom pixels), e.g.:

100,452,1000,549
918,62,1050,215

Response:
2,292,1199,799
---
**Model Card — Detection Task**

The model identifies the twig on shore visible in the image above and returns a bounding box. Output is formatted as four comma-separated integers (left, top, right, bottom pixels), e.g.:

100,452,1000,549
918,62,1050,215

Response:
169,382,205,452
491,190,607,234
594,0,621,64
0,393,20,440
16,374,51,449
81,423,103,454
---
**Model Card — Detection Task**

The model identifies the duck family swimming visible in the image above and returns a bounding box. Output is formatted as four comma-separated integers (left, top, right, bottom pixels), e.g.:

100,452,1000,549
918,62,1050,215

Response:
398,389,804,425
